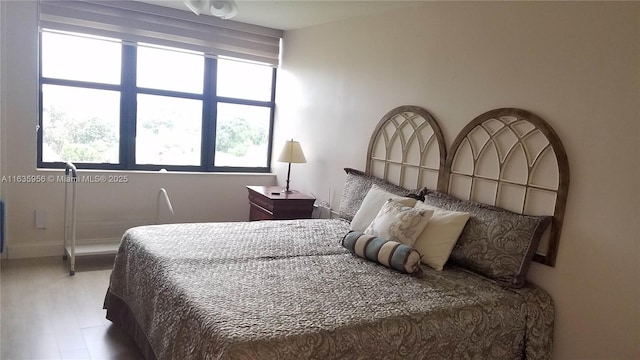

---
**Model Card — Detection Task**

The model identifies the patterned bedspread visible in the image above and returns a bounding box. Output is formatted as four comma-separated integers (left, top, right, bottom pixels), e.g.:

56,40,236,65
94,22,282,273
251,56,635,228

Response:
104,219,553,360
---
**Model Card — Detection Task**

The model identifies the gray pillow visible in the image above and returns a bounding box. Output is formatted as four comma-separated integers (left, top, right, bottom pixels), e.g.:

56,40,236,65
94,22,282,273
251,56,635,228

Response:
338,168,420,221
420,188,551,288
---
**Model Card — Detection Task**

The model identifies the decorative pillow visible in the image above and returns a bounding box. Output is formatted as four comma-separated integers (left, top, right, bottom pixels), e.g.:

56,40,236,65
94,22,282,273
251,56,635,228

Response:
350,185,417,232
342,231,423,275
419,188,552,288
412,202,470,271
338,168,422,221
364,199,433,247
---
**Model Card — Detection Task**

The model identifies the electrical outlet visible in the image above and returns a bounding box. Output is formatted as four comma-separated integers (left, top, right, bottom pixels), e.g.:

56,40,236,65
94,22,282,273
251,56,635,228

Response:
35,210,47,229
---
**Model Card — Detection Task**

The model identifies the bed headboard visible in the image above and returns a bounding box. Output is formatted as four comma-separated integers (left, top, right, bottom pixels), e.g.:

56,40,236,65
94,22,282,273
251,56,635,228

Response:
366,106,569,267
365,106,447,191
444,108,569,266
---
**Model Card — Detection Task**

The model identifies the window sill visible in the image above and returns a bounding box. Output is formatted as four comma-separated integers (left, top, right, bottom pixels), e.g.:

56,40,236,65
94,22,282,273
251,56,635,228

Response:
36,168,277,177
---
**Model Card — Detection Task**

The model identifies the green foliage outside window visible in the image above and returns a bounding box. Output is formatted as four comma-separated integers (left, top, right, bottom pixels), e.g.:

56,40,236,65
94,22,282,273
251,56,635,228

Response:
215,117,266,157
43,106,118,162
43,106,266,163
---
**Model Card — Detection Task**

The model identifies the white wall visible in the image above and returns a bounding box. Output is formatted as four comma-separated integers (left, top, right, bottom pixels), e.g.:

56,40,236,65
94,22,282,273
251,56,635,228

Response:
0,1,276,258
0,0,4,257
0,0,3,241
275,2,639,359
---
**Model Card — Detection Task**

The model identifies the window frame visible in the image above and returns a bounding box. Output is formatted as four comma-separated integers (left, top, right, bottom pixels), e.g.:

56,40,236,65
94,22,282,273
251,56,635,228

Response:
37,31,276,173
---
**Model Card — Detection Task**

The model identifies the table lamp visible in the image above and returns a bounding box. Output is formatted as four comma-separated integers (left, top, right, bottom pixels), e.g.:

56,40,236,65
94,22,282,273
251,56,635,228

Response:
277,139,306,193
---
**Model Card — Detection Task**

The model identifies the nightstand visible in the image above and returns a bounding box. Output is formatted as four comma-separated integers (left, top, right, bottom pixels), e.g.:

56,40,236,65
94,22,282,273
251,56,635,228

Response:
247,185,315,221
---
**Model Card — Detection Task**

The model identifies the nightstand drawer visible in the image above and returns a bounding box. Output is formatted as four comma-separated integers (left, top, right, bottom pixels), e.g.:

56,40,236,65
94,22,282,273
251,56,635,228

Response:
249,205,273,221
248,192,274,212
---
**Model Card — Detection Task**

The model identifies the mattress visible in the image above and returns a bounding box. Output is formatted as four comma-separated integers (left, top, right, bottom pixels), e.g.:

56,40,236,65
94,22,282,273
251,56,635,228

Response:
104,219,553,359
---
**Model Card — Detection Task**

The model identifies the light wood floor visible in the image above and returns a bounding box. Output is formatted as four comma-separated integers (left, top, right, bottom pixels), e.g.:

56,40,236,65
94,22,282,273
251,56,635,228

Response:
1,256,143,359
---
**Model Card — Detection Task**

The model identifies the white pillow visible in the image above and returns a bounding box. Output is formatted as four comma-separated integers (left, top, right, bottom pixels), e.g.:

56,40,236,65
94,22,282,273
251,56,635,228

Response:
350,185,417,232
364,199,433,247
413,202,470,271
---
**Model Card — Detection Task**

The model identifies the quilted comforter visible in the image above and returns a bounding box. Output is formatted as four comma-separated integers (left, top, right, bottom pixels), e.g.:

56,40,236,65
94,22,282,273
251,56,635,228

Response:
104,219,554,359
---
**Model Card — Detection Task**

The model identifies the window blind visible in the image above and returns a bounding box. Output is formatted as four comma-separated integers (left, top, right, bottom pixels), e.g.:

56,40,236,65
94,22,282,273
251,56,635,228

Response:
38,0,283,66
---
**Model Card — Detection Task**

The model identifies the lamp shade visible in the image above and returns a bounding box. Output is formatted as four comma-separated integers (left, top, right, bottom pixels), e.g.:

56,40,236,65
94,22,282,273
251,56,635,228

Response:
278,140,306,164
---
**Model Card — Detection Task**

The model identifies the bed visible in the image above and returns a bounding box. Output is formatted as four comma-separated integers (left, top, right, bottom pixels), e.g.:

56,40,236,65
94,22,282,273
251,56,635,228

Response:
104,106,569,360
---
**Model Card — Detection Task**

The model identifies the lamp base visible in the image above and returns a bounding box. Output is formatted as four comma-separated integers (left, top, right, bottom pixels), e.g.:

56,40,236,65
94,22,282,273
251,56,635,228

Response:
284,163,292,193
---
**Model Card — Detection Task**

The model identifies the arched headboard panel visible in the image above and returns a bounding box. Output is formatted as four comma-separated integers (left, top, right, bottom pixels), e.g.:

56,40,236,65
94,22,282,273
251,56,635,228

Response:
444,108,569,266
366,106,447,191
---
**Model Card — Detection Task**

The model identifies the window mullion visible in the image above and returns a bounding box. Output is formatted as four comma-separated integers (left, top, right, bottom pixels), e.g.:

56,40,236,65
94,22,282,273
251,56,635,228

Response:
266,67,277,170
37,31,44,168
202,57,217,171
120,44,137,169
136,87,204,100
40,78,121,92
216,97,272,107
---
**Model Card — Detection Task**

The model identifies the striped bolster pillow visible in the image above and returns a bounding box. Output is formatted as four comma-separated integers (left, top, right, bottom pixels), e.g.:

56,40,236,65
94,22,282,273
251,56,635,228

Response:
342,231,423,275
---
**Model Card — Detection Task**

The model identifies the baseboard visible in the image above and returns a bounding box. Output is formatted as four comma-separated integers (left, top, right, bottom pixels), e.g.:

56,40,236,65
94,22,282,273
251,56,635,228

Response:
7,237,121,259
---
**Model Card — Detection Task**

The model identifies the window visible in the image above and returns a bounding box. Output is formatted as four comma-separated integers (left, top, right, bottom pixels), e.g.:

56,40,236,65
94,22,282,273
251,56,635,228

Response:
38,30,276,172
41,85,120,163
135,94,203,166
40,32,121,165
215,103,271,167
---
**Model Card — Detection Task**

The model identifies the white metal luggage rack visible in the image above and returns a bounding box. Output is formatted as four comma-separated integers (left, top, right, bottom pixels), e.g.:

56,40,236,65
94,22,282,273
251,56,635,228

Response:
63,162,78,275
62,162,120,275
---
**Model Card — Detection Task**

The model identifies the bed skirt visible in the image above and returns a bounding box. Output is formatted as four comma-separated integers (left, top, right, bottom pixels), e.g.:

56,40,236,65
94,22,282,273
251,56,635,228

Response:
104,290,158,360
